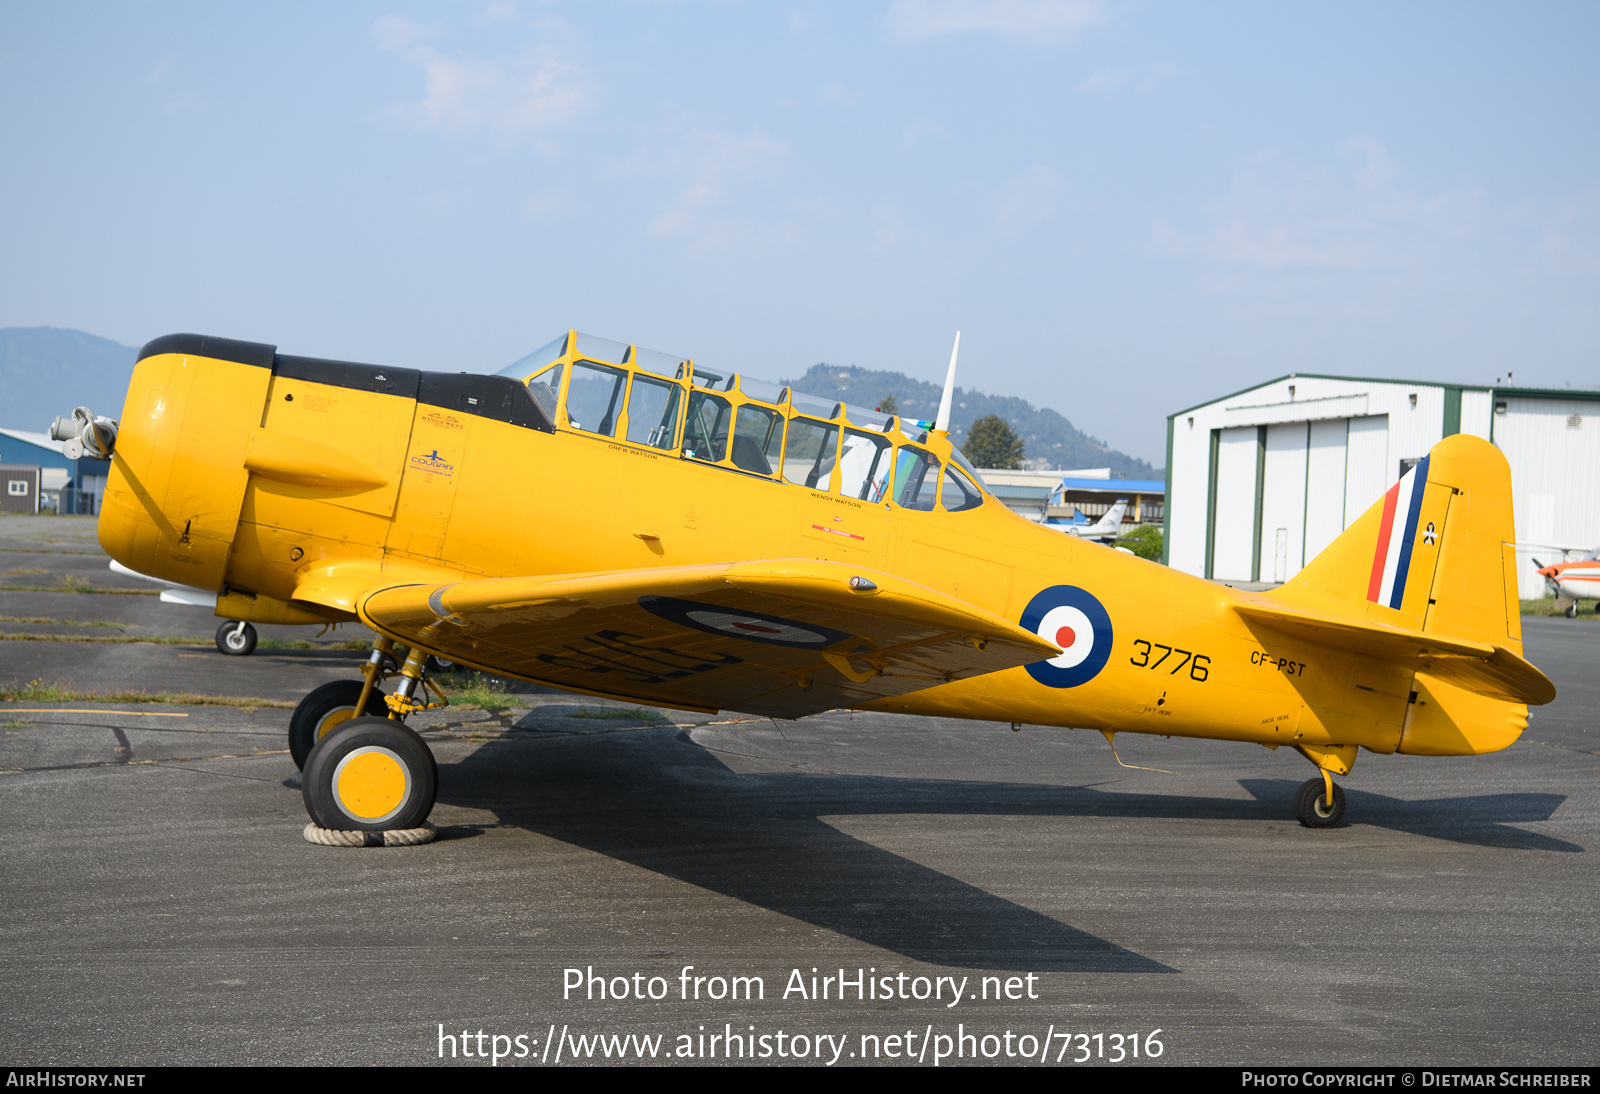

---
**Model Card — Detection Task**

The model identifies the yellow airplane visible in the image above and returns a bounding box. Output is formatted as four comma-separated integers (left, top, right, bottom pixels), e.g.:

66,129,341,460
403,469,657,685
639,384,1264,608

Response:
64,330,1554,835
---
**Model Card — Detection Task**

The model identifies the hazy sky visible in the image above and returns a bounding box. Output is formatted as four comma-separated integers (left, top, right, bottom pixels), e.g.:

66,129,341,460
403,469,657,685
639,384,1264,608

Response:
3,1,1597,463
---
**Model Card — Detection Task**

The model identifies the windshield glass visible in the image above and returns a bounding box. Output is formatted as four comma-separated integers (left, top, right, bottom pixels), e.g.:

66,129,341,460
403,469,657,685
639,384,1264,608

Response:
526,363,563,420
893,447,939,511
839,430,893,501
783,418,839,489
738,375,787,405
940,465,983,512
566,361,628,436
625,374,680,450
684,391,733,462
573,333,631,365
948,445,989,489
633,347,688,377
497,333,568,379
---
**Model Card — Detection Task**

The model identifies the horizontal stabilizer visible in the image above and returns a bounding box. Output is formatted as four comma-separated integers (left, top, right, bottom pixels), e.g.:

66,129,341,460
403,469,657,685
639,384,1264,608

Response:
1233,600,1555,706
357,559,1060,717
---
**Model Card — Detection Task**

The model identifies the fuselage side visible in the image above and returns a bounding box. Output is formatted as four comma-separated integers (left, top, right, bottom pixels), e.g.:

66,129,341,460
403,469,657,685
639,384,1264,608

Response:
98,337,1521,759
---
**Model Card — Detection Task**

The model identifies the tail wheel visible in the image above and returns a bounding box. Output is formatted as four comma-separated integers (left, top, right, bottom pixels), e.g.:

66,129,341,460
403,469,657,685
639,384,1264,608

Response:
302,716,437,831
288,679,390,770
1293,777,1346,828
1566,602,1579,618
215,620,257,656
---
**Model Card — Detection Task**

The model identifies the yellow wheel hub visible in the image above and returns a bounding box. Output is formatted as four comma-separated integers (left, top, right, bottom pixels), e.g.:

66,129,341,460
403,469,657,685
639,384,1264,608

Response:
333,747,410,823
315,706,359,743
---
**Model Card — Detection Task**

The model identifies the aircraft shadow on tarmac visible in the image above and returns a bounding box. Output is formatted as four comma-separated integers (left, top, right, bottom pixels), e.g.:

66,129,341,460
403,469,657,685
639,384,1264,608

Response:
432,728,1578,973
1236,780,1579,854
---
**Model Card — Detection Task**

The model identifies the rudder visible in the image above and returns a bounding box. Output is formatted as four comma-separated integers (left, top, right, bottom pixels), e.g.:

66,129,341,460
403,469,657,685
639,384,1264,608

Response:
1272,434,1521,652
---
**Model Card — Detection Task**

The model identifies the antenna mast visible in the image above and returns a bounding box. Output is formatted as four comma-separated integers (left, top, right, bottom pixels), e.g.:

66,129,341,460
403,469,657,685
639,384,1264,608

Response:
934,331,960,433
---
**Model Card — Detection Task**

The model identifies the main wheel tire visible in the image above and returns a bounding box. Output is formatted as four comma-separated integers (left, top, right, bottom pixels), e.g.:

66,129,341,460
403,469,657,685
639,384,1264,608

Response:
288,679,390,770
1293,777,1346,828
302,716,437,832
215,621,257,656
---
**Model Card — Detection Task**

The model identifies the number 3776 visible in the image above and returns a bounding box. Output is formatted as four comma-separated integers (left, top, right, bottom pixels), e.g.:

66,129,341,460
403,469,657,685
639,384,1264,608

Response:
1130,640,1210,681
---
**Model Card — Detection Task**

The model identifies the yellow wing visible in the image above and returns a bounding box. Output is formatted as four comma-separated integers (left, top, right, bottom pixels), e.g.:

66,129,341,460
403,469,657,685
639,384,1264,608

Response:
353,559,1060,718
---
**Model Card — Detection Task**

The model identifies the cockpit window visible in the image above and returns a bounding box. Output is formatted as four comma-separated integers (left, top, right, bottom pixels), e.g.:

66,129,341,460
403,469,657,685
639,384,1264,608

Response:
572,333,631,365
948,445,989,490
625,374,681,450
684,390,733,462
731,405,783,475
738,376,788,404
526,363,564,420
790,392,839,420
498,333,568,379
566,361,628,437
783,418,840,489
940,465,984,512
893,446,939,511
838,429,893,501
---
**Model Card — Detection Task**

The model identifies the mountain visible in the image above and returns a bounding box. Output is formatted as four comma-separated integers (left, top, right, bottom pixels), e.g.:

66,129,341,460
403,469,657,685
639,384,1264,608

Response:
0,328,137,433
779,363,1161,479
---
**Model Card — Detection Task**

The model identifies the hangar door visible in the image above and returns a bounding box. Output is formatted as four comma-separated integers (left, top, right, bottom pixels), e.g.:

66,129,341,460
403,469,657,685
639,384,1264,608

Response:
1207,415,1389,583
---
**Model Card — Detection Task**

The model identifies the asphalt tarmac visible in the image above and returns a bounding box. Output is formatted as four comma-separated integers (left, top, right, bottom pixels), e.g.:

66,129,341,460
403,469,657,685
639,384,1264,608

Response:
1,516,1595,1067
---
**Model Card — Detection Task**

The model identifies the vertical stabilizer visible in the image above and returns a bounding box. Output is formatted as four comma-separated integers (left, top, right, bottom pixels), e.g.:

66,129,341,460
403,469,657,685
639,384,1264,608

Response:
1270,434,1522,651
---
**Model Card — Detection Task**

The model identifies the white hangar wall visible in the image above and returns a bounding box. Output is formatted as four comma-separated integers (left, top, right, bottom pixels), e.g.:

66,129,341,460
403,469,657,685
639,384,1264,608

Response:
1493,393,1600,598
1163,375,1600,598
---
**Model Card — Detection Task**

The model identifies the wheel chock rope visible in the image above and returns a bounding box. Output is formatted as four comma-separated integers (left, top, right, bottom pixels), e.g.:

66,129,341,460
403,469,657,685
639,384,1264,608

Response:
302,822,437,847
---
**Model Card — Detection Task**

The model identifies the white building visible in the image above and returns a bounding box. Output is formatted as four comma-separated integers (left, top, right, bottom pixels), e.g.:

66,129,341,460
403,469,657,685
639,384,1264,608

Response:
979,467,1109,522
1164,374,1600,599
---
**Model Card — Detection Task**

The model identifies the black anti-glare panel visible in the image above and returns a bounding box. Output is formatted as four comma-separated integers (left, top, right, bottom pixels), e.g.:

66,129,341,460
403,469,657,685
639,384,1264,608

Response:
274,355,422,398
418,372,555,433
137,333,277,369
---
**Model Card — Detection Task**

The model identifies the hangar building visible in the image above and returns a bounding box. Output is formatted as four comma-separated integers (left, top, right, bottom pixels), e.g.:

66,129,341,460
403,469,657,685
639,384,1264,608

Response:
1163,375,1600,599
0,428,107,514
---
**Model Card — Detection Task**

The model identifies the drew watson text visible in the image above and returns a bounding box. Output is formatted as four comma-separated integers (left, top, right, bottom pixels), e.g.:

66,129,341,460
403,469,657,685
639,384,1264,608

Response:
564,967,1042,1009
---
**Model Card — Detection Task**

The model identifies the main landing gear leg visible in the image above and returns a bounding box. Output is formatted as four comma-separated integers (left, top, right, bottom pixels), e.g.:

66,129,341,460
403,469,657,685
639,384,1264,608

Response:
296,638,447,832
1292,743,1355,828
287,637,397,770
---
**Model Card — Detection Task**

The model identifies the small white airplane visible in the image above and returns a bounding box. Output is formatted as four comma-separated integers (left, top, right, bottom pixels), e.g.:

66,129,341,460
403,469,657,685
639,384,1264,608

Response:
1053,499,1129,544
1530,547,1600,617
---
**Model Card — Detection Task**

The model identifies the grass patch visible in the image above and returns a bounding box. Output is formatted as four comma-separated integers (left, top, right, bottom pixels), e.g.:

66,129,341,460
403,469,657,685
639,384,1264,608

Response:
255,637,371,650
0,679,293,710
434,670,523,713
0,584,157,596
0,633,373,648
0,633,210,645
0,616,124,627
0,549,110,556
565,707,667,722
0,569,48,576
1521,598,1600,618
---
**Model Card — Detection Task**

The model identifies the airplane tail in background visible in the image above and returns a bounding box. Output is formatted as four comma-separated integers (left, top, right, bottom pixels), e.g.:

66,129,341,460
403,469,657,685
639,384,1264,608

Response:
1094,500,1129,534
1073,500,1128,536
1244,434,1551,755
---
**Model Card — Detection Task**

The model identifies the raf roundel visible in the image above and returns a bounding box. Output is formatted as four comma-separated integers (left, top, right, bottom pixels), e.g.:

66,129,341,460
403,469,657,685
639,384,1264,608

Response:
639,596,853,650
1019,585,1114,688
